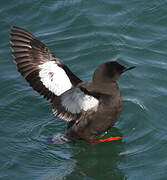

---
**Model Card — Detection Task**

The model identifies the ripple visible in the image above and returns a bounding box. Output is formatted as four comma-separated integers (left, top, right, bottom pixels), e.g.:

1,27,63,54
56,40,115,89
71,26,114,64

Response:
1,0,167,179
124,98,147,111
41,160,76,180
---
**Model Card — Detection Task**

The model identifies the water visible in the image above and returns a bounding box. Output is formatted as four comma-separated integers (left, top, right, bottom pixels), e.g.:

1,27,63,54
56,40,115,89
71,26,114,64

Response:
1,0,167,179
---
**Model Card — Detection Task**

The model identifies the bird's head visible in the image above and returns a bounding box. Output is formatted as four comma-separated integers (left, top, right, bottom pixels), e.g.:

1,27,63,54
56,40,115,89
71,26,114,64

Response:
93,61,136,85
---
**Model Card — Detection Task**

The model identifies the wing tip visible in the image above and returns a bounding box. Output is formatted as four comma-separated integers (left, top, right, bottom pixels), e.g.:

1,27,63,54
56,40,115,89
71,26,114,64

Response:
11,25,26,31
10,25,35,40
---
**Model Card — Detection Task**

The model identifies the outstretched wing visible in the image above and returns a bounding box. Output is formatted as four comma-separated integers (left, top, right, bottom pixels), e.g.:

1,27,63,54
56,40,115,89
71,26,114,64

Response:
10,26,82,102
52,87,99,121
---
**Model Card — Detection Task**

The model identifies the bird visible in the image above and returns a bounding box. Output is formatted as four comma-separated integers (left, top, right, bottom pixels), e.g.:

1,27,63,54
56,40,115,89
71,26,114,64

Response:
10,26,135,144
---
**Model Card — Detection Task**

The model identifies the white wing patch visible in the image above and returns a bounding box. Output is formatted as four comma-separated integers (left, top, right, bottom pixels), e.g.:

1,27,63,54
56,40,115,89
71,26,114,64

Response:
39,61,72,96
61,88,99,114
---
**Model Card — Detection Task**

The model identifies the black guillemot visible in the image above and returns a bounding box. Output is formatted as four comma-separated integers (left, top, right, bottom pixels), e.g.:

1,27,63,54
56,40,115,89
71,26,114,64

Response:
10,26,135,144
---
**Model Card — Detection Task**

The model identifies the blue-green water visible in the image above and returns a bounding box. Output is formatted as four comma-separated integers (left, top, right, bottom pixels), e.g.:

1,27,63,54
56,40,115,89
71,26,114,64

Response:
1,0,167,179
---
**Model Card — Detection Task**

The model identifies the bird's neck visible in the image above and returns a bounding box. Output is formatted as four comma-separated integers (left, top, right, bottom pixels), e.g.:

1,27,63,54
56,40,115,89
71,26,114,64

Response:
91,81,121,97
110,82,121,96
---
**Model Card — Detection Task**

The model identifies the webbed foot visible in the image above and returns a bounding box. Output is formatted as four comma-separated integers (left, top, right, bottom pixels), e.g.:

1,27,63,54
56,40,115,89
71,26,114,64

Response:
47,133,72,144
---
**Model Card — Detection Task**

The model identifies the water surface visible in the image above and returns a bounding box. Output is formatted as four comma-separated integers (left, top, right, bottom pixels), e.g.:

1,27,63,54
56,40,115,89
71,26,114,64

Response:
1,0,167,179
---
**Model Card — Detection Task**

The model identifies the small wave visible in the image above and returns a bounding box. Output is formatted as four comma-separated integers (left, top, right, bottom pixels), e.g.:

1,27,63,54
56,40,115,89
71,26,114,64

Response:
124,98,147,111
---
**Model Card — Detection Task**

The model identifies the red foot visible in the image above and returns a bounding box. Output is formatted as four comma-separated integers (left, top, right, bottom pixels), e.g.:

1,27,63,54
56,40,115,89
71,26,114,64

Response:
91,136,122,144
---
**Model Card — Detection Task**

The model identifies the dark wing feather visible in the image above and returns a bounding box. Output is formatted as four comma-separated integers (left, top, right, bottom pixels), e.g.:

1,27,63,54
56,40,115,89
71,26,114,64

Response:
10,26,82,102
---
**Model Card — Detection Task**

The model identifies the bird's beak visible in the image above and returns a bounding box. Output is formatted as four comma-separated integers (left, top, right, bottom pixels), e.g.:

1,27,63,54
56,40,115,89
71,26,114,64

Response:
122,66,136,73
